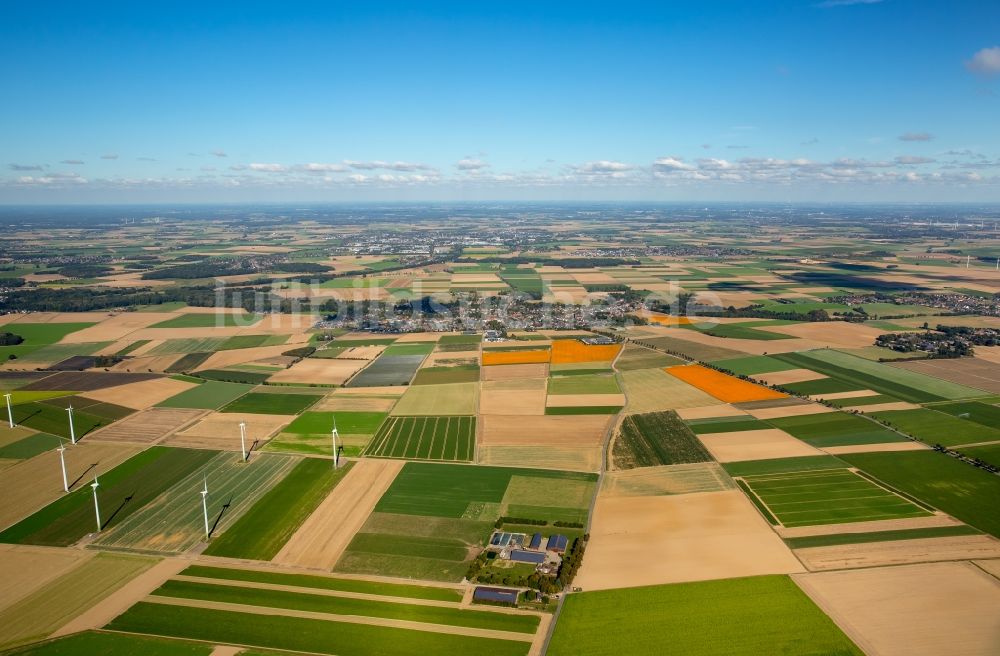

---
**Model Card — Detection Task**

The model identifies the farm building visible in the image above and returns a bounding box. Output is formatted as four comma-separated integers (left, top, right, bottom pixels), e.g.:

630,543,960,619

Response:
490,531,524,549
472,587,519,606
547,534,569,553
581,336,615,345
529,532,543,549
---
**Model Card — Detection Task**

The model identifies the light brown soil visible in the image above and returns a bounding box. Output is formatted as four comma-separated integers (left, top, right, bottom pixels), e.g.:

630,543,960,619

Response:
795,535,1000,571
193,345,299,372
267,357,368,385
333,386,407,396
759,322,889,347
601,463,734,496
312,394,397,413
424,351,480,367
793,561,1000,656
479,415,612,446
480,387,546,415
575,491,803,590
481,363,549,381
812,389,879,400
58,313,174,343
974,559,1000,580
822,441,930,455
0,544,92,612
110,354,184,373
88,408,206,445
478,445,603,472
745,402,836,420
545,393,626,407
620,368,719,413
0,442,141,530
274,459,404,570
83,377,199,409
890,357,1000,393
52,557,188,637
166,413,293,451
847,401,921,412
337,345,386,360
776,514,963,539
752,368,828,385
699,428,824,462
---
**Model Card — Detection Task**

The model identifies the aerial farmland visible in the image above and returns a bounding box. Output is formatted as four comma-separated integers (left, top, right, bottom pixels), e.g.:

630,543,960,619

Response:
0,207,998,656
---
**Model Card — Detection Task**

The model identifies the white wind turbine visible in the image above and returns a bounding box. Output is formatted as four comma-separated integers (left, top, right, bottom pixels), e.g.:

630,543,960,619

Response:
4,393,13,428
57,439,69,492
239,420,248,462
331,416,340,469
91,476,101,532
200,476,210,539
66,404,77,444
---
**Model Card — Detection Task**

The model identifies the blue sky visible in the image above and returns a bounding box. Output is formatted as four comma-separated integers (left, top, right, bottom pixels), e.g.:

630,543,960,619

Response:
2,1,999,202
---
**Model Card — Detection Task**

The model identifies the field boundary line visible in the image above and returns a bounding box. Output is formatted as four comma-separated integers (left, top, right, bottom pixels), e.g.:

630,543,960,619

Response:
143,595,535,641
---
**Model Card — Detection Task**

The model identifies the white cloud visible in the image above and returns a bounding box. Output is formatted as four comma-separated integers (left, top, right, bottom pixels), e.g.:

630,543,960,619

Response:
653,157,694,171
249,163,287,172
9,163,43,171
572,160,634,173
300,162,348,173
456,158,489,171
895,155,936,165
344,160,433,172
966,46,1000,76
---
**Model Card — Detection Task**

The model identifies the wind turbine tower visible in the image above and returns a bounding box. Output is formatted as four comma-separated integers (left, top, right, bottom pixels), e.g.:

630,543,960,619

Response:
57,440,69,492
200,477,210,538
66,405,77,444
91,477,101,532
4,393,13,428
331,417,340,469
239,420,248,462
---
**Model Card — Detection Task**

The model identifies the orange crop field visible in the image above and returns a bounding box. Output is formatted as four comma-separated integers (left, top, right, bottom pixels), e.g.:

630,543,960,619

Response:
643,313,695,327
550,339,622,364
664,364,787,403
481,348,551,366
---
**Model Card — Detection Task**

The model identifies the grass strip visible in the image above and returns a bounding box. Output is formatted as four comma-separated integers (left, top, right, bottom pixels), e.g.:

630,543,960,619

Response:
784,524,981,549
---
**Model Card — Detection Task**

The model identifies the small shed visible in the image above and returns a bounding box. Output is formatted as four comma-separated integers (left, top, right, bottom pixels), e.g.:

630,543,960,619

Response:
546,534,569,553
529,532,543,550
473,587,519,606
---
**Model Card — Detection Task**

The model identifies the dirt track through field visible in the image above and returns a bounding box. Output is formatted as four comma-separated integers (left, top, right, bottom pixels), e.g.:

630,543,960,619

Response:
776,513,963,539
273,458,404,570
143,595,534,642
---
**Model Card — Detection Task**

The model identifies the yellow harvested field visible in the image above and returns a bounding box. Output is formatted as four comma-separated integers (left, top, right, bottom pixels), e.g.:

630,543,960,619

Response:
390,382,478,415
823,441,930,455
847,401,922,412
776,514,964,540
480,386,546,415
0,425,37,449
794,562,1000,656
620,368,719,413
193,345,298,372
601,463,734,496
393,332,441,343
0,442,141,530
56,313,174,343
267,357,368,386
0,545,92,613
0,552,156,651
698,428,824,462
89,408,206,445
675,404,746,420
545,393,626,407
481,363,549,380
330,386,406,396
478,445,603,473
794,535,1000,572
336,345,385,360
82,377,199,409
575,491,803,591
167,413,293,451
274,459,403,570
744,402,836,420
479,415,612,447
975,559,1000,579
752,368,828,386
812,389,880,401
760,321,893,347
313,394,397,413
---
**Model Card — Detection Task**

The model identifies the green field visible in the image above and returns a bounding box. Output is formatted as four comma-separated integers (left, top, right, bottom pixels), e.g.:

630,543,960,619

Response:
411,364,480,385
108,603,530,656
179,564,463,602
149,313,259,328
439,334,482,345
39,395,134,420
156,381,254,409
957,442,1000,468
721,455,848,477
0,447,217,546
203,459,354,560
219,391,319,415
194,369,271,384
14,341,114,364
364,415,475,461
11,402,110,440
547,575,862,656
686,320,796,341
145,338,228,356
164,352,213,372
0,323,96,359
0,432,61,460
547,373,621,395
928,400,1000,428
3,631,212,656
390,381,478,415
869,407,1000,447
217,334,289,350
842,450,1000,538
283,410,387,435
545,405,622,415
152,578,538,633
92,452,298,553
612,411,712,469
766,412,906,447
383,342,436,356
710,355,796,376
740,468,930,527
688,416,771,434
783,524,982,549
773,350,985,402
